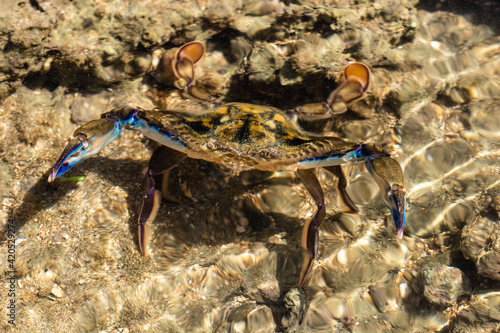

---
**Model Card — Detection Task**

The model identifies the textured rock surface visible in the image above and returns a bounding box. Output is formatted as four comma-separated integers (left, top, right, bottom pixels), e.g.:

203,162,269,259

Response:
423,265,468,306
0,0,499,332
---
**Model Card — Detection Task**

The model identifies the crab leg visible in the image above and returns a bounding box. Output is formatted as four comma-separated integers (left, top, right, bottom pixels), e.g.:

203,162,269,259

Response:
139,146,186,256
295,165,366,286
295,144,406,285
48,107,190,255
295,169,326,287
48,116,128,182
48,107,137,182
365,156,406,239
288,62,371,118
298,143,406,239
324,165,360,215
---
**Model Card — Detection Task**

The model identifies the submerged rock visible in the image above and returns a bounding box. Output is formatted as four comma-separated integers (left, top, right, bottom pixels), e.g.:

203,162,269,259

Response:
422,265,468,306
461,216,500,281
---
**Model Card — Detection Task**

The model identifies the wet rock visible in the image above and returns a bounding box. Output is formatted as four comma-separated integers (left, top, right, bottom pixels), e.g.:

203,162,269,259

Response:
49,284,64,298
422,265,468,306
456,290,500,331
226,303,276,333
461,216,500,280
281,289,301,329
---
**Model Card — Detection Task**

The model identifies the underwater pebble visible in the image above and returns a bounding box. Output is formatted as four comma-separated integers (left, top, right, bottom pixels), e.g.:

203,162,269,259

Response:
422,265,467,306
461,216,500,280
477,253,500,281
246,305,276,332
457,290,500,328
50,284,64,298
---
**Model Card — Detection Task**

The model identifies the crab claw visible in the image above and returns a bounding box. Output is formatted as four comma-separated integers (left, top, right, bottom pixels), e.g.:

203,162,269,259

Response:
366,157,406,239
48,118,122,182
327,62,371,108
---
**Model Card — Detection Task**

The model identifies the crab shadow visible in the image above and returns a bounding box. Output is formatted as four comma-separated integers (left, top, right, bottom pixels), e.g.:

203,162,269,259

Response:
150,158,308,275
3,154,315,328
2,157,144,244
4,155,307,281
151,158,311,329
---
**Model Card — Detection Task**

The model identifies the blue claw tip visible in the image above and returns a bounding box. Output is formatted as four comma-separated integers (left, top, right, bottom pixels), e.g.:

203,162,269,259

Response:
48,137,85,182
389,185,406,239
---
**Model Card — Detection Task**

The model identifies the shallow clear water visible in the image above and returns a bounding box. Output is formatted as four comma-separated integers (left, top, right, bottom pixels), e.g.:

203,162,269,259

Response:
0,1,499,332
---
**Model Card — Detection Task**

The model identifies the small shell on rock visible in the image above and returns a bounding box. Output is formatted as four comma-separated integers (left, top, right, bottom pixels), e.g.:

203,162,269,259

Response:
50,284,64,298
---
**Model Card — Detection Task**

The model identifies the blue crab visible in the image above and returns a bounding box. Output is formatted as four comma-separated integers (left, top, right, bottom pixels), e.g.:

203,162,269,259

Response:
49,42,406,286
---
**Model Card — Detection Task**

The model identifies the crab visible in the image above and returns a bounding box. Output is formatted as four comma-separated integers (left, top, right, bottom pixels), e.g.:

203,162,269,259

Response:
49,42,406,286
